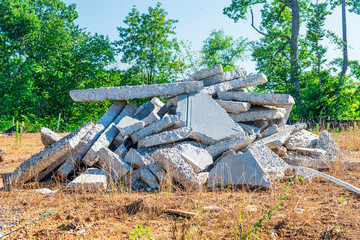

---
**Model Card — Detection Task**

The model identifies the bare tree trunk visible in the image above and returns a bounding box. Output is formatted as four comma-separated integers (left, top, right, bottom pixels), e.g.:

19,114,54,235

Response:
339,0,348,88
290,0,301,99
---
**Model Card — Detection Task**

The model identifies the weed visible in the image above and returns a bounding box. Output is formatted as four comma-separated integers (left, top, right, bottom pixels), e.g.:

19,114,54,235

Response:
129,224,153,240
337,196,344,204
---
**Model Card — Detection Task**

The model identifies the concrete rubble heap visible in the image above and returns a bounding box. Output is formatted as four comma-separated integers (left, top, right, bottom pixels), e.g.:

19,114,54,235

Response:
5,64,358,193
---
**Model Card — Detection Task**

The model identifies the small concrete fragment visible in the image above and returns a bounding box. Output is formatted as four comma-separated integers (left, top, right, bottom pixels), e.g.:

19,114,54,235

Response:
140,167,159,189
98,148,132,181
229,106,286,123
117,116,144,136
213,149,236,165
215,100,250,114
284,130,318,151
295,147,326,158
137,127,193,149
238,123,261,136
261,124,279,137
197,172,209,185
206,135,256,158
177,143,213,173
153,147,201,190
188,64,223,81
148,163,167,182
316,130,344,162
202,68,247,86
66,168,108,191
142,113,160,126
202,73,267,95
133,101,156,120
40,127,62,148
218,92,295,107
112,133,127,148
70,81,204,102
114,144,127,159
124,148,153,168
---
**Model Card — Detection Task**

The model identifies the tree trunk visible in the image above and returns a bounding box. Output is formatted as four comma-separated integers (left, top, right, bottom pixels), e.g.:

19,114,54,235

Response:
339,0,348,88
290,0,301,99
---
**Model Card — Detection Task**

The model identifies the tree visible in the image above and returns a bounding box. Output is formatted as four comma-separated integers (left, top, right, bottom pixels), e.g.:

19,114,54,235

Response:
201,29,247,71
115,3,185,85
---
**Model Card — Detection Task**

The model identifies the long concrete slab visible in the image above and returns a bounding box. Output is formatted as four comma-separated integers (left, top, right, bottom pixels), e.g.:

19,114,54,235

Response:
215,100,250,114
188,64,223,81
98,148,132,181
202,68,247,86
206,135,256,158
229,106,286,123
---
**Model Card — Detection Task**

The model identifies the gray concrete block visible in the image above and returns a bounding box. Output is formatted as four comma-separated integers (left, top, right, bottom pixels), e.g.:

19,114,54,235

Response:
284,130,318,151
285,154,329,170
177,143,213,173
215,100,250,114
218,91,295,107
117,116,145,136
8,122,94,186
238,123,261,136
229,106,286,123
137,127,193,149
176,92,245,145
98,148,132,181
70,81,204,102
202,73,267,95
251,125,298,150
133,101,156,120
124,148,154,168
295,147,326,158
261,124,279,137
57,101,126,178
206,135,256,158
316,130,344,162
140,167,159,189
114,144,127,159
197,172,209,185
66,168,108,191
148,163,167,182
202,68,247,86
40,127,62,148
213,149,236,166
112,133,127,148
188,64,223,81
131,115,183,143
142,112,160,127
153,147,201,190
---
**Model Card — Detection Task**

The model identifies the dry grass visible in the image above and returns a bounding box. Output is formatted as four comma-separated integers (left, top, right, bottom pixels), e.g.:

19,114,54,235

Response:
1,132,360,239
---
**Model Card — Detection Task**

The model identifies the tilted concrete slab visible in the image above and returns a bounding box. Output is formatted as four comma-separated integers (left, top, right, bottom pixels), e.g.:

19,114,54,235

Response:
238,123,261,136
140,167,159,189
316,130,344,162
98,148,132,181
261,124,279,137
218,92,295,107
215,100,250,114
117,116,144,136
66,168,108,191
69,81,204,102
40,127,62,148
284,129,318,150
176,92,245,145
206,135,256,158
202,68,247,86
148,163,167,182
142,112,160,127
202,73,267,95
114,144,127,159
229,106,286,123
188,64,223,81
177,143,213,173
8,122,94,186
124,148,154,168
57,101,126,178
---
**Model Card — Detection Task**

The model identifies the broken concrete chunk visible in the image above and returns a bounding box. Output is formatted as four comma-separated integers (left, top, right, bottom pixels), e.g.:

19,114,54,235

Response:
177,92,245,145
202,68,247,86
66,168,108,191
261,124,279,137
238,123,261,136
229,106,286,123
70,81,204,102
284,130,318,151
140,167,159,189
251,125,298,150
112,133,127,148
137,127,193,149
153,147,201,190
177,143,213,173
133,101,156,120
124,148,153,168
206,135,256,158
316,130,344,162
117,116,144,136
271,146,288,158
98,148,132,181
40,127,62,148
114,144,127,159
148,163,167,182
213,149,236,166
142,113,160,127
218,92,295,107
8,122,94,186
285,154,329,170
188,64,223,81
197,172,209,185
202,73,267,95
215,100,250,114
295,147,327,158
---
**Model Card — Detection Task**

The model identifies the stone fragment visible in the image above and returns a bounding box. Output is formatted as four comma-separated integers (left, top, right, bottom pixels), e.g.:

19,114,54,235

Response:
215,100,250,114
70,81,204,102
238,123,261,136
8,122,94,186
124,169,142,186
66,168,108,191
229,106,286,123
202,73,267,95
188,64,223,81
285,154,329,169
131,115,183,143
57,101,126,177
218,92,295,107
153,147,201,190
142,113,160,126
213,149,236,165
261,124,279,137
148,163,167,182
176,92,245,145
40,127,62,148
206,135,256,158
112,133,127,148
157,97,178,118
284,130,318,151
124,148,154,168
272,146,288,158
140,167,159,189
177,143,213,173
114,144,127,159
117,116,144,136
316,130,344,162
197,172,210,185
98,148,132,181
82,102,137,166
137,127,193,149
201,68,247,86
133,101,156,120
295,147,326,158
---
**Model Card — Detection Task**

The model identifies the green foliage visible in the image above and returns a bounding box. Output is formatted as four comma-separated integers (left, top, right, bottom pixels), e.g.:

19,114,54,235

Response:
129,224,153,240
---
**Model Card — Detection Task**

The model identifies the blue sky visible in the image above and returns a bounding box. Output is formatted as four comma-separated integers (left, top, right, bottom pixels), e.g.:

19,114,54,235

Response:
62,0,360,74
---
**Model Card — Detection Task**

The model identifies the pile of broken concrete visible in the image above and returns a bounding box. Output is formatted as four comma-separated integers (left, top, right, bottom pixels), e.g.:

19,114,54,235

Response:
5,65,357,192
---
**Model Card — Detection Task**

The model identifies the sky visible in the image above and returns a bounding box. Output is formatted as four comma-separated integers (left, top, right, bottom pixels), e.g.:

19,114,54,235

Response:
62,0,360,74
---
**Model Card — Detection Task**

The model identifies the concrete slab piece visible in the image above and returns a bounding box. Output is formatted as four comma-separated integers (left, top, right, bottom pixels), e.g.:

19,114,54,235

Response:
70,81,204,102
206,135,256,158
133,101,156,120
40,127,62,148
218,92,295,107
82,102,137,166
229,106,286,123
176,92,245,145
295,147,326,158
284,130,318,151
261,124,279,137
238,123,261,136
177,143,213,173
131,115,183,143
8,122,94,186
98,148,132,181
148,163,167,182
57,101,126,178
140,167,159,189
316,130,344,162
142,113,160,127
138,127,193,149
202,68,247,86
188,64,223,81
285,154,329,170
117,116,144,136
114,144,127,159
251,125,298,150
66,168,108,191
215,100,250,114
153,147,201,190
202,73,267,95
124,148,154,168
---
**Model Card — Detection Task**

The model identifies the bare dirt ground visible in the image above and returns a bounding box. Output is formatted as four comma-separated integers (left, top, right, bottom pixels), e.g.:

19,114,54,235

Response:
0,132,360,239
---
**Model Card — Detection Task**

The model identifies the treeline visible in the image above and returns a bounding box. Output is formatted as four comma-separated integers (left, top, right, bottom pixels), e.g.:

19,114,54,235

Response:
0,0,359,132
